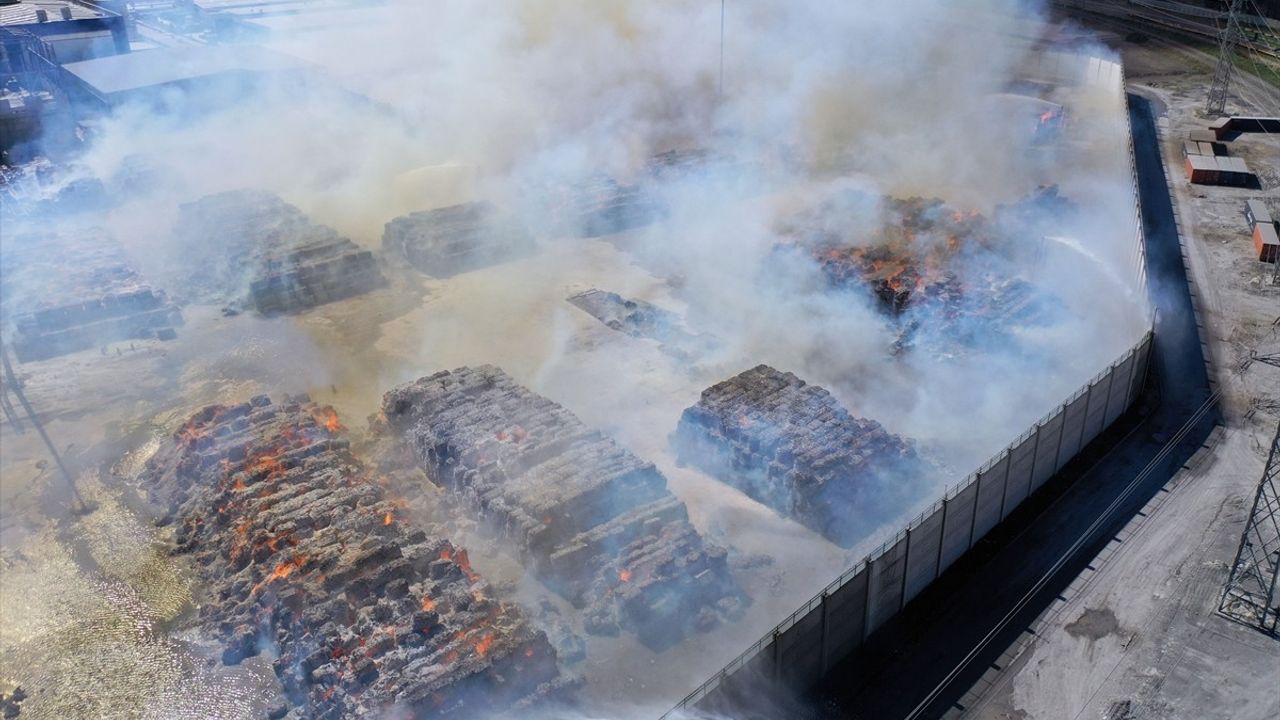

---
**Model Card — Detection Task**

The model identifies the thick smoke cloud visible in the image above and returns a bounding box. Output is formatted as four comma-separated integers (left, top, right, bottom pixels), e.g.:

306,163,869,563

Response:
74,1,1144,466
3,0,1151,717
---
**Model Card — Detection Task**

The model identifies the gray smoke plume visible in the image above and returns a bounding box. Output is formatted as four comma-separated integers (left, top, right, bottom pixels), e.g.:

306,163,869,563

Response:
1,1,1150,718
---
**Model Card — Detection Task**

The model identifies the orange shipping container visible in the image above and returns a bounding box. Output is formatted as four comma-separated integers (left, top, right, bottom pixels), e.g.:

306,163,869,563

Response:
1254,222,1279,263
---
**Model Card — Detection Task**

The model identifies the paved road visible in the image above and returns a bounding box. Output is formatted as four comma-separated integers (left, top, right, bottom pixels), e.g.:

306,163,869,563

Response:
762,93,1221,720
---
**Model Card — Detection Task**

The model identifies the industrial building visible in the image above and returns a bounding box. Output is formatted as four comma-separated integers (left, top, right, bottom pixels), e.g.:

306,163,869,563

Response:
59,43,312,111
0,0,127,63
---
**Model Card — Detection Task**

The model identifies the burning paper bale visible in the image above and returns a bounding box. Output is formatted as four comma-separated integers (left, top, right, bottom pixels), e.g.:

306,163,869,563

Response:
553,176,665,238
0,228,182,362
673,365,931,546
172,190,385,314
533,148,756,238
140,395,571,718
379,366,745,648
382,202,535,277
567,289,720,361
778,193,1056,355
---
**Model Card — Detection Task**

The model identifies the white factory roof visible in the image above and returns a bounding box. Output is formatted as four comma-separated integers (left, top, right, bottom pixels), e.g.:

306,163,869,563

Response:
193,0,382,17
236,5,391,36
0,0,108,25
62,44,310,98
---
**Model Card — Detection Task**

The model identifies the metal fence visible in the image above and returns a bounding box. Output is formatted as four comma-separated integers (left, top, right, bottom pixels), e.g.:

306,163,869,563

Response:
659,52,1154,719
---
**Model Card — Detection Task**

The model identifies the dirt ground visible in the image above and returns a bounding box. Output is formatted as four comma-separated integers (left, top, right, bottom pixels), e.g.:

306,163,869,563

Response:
957,24,1280,720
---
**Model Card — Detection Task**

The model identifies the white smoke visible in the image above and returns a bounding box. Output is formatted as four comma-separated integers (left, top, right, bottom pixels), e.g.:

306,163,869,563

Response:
5,0,1153,717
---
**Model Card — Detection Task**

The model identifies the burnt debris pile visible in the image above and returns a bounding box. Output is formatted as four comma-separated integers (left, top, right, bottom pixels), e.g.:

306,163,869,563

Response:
380,366,745,648
535,149,752,238
673,365,929,546
173,190,385,314
0,228,182,362
382,202,535,277
567,289,720,361
140,395,569,718
779,194,1055,355
557,176,664,238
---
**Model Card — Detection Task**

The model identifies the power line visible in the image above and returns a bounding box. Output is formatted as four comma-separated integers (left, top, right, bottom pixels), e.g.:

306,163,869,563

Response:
1219,420,1280,635
1207,0,1248,115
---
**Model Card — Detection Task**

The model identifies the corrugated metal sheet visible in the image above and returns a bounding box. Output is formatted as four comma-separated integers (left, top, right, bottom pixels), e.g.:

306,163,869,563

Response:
61,44,311,98
0,1,104,25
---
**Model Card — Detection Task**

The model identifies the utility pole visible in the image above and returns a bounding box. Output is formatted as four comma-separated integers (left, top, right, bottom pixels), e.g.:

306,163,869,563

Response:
1206,0,1247,116
1219,420,1280,635
0,346,88,513
719,0,725,99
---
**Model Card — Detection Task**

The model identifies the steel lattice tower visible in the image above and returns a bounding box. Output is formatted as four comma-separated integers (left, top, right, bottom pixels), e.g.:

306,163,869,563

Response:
1220,421,1280,634
1206,0,1248,116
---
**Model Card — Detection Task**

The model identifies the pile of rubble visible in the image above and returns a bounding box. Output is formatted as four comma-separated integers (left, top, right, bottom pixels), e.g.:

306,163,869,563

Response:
566,289,719,361
779,195,994,313
379,366,744,647
140,395,570,718
382,202,534,277
543,175,662,238
778,194,1055,354
532,148,757,238
0,228,182,362
172,190,385,314
673,365,927,546
0,159,110,218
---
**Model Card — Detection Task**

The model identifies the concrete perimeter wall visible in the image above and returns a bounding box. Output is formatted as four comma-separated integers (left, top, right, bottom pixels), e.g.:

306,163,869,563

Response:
660,51,1153,719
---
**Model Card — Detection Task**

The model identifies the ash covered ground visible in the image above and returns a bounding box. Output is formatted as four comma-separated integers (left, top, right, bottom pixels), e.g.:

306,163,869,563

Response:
0,2,1152,719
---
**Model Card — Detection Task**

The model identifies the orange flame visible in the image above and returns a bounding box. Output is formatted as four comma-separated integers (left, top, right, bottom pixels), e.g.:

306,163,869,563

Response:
251,554,308,595
455,549,478,582
246,448,284,481
312,406,343,433
383,511,394,526
421,596,436,612
473,634,495,657
177,422,206,448
618,568,632,583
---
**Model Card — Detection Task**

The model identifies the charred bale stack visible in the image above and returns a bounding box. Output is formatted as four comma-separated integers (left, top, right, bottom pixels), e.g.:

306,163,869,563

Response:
673,365,927,546
140,396,569,718
566,289,719,361
0,229,182,362
559,176,664,238
382,202,534,277
173,190,384,314
380,366,743,647
783,196,994,315
778,194,1056,353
